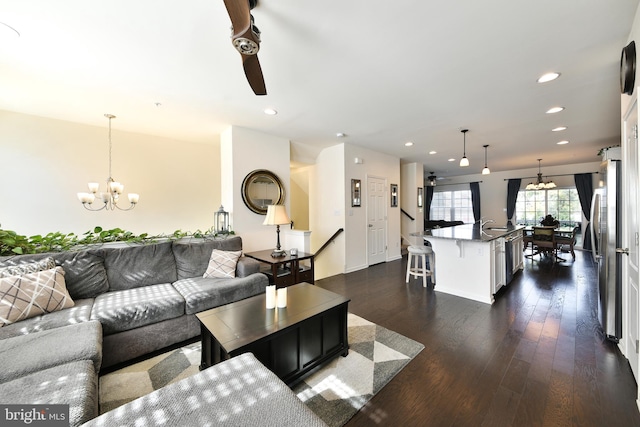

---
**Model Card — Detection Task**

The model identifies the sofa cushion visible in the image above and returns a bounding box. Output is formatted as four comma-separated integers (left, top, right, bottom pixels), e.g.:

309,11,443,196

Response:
0,256,56,277
203,249,242,279
0,360,98,427
81,352,327,427
103,242,177,291
0,251,109,300
236,257,261,277
0,298,94,340
90,283,185,335
0,266,74,327
172,236,244,280
173,274,267,315
0,321,102,382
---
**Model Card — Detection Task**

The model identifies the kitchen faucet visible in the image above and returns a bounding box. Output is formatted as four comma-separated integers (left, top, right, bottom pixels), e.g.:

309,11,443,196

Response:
478,217,495,228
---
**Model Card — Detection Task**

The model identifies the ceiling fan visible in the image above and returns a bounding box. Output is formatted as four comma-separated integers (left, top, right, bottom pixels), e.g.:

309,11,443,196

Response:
222,0,266,95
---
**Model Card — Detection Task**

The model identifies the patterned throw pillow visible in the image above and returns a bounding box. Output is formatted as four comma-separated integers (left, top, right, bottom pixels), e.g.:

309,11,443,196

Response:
203,250,242,279
0,266,75,327
0,257,56,278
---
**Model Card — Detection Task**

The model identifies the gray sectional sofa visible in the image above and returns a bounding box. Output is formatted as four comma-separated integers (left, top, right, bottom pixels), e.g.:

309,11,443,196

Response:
0,236,323,426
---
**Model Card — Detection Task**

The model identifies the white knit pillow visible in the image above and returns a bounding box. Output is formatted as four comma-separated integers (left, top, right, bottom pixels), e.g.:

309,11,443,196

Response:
203,250,242,279
0,266,74,327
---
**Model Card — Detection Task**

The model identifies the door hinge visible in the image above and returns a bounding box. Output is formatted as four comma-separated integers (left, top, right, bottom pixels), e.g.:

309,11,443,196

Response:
636,340,639,354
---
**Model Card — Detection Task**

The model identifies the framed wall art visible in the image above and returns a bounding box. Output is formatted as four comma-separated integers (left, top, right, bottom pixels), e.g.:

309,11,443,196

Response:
390,184,398,207
351,179,361,207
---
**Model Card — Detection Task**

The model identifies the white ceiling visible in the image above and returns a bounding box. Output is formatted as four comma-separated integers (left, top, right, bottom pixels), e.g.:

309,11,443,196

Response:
1,0,638,177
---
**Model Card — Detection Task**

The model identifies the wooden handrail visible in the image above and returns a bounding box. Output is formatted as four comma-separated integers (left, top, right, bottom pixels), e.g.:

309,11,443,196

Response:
315,228,344,258
401,209,415,221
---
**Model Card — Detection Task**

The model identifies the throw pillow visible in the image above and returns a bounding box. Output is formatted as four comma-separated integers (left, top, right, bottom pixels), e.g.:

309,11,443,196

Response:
203,250,242,279
0,266,75,327
0,257,56,278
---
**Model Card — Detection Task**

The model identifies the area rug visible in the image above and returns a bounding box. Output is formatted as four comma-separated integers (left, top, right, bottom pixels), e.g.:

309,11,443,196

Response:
99,313,424,426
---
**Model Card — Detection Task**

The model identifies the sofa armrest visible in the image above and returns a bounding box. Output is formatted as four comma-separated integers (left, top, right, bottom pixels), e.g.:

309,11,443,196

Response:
236,257,261,277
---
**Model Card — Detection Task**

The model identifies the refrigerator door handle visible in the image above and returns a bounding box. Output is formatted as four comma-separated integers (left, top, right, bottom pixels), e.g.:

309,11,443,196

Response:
590,192,600,262
616,247,630,255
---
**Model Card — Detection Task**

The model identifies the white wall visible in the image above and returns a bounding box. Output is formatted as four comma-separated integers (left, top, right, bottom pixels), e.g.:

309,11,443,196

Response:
434,161,601,224
310,144,345,280
1,110,219,236
290,166,311,230
401,162,425,246
344,144,402,270
220,126,291,253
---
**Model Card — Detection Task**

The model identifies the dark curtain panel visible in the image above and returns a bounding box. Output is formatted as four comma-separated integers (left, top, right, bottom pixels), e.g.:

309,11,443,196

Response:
574,173,593,251
506,178,522,225
425,186,434,220
470,182,481,222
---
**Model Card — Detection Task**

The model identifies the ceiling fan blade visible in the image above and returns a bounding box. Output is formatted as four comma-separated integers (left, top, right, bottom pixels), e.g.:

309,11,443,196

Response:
243,54,267,95
222,0,267,95
222,0,251,37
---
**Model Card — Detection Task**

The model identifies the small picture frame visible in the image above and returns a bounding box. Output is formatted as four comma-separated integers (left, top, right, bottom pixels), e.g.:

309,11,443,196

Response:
390,184,398,207
351,179,361,207
417,187,423,208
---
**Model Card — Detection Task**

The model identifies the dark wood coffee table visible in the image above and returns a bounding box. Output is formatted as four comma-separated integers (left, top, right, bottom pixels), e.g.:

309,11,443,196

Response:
196,282,350,385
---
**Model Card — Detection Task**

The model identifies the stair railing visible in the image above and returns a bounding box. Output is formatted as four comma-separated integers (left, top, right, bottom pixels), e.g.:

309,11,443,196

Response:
315,228,344,258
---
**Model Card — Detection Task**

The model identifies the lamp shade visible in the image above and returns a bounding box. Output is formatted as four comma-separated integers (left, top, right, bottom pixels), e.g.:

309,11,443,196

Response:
263,205,291,226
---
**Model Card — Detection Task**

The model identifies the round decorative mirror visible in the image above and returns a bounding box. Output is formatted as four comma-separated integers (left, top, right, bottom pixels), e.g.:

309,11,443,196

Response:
241,169,285,215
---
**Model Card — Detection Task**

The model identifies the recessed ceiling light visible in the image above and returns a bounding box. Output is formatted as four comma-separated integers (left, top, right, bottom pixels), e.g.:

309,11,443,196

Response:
546,107,564,114
448,158,455,162
537,72,560,83
429,150,437,155
552,126,567,132
336,132,346,138
557,140,569,145
263,108,278,115
405,141,413,147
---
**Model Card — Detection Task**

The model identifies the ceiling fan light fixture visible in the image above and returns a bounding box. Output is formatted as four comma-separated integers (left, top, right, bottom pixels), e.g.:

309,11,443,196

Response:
459,129,469,167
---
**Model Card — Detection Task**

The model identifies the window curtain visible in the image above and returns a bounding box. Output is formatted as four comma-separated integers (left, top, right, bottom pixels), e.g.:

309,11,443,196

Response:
470,182,481,223
425,186,434,220
574,173,593,251
506,178,521,225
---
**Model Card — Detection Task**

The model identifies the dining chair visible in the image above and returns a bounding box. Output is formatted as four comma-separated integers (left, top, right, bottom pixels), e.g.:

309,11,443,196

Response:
556,226,578,260
531,226,558,261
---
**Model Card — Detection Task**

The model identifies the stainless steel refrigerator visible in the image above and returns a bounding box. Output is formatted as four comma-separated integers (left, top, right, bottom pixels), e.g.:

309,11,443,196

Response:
590,156,622,341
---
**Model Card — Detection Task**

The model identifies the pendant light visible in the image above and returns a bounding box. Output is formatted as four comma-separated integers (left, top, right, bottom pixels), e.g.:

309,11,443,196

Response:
459,129,469,167
482,144,491,175
526,159,556,190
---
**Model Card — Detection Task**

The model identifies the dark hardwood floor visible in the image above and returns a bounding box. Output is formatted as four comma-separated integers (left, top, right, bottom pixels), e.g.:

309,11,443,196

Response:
315,249,640,427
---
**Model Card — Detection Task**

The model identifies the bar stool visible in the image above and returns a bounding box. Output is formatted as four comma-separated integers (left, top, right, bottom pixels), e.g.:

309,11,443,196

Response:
406,245,435,287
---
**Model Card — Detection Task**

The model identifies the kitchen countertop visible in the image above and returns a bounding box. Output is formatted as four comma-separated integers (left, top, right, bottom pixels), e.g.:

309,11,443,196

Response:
411,224,525,242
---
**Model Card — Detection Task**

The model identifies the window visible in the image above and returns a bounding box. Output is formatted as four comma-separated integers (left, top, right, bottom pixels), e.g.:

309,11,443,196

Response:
430,190,473,223
515,188,582,227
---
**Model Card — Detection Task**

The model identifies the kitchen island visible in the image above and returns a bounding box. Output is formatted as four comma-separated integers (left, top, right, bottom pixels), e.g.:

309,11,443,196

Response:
412,224,524,304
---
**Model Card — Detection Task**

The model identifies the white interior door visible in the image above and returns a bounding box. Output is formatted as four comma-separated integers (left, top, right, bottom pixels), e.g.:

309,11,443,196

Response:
622,97,639,382
367,177,387,265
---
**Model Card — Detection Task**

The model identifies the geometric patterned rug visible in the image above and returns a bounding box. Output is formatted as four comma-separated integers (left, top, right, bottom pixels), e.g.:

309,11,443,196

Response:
99,313,424,426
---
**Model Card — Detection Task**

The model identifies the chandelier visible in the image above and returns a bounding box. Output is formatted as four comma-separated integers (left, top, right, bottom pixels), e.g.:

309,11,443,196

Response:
77,114,139,211
526,159,556,190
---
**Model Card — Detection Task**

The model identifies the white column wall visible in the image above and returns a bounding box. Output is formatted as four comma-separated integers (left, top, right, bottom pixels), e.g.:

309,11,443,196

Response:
401,162,425,246
220,126,291,253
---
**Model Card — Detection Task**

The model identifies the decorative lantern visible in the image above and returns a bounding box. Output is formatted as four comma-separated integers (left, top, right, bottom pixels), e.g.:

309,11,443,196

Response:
214,205,229,234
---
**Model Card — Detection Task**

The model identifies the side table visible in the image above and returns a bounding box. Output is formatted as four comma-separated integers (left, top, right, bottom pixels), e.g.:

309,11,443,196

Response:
244,249,314,287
